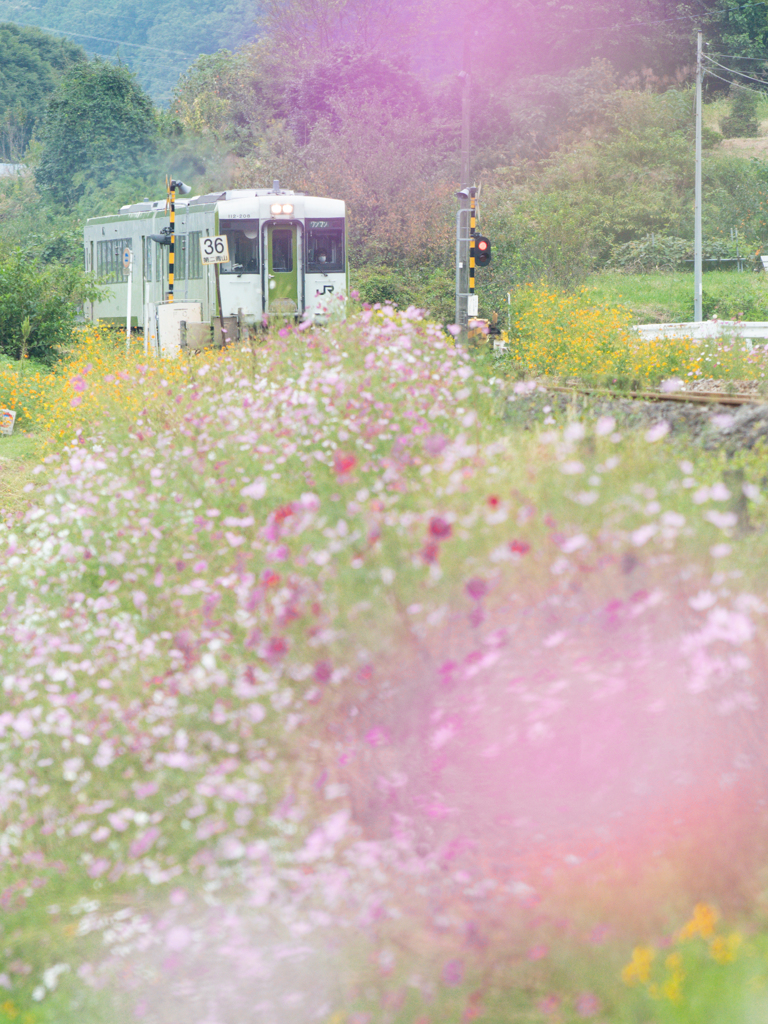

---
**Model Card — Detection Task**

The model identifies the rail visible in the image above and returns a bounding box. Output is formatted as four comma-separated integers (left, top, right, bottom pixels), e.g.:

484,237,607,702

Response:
543,384,765,407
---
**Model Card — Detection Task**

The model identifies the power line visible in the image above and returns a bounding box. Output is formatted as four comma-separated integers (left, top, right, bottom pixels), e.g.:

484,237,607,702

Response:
709,52,768,61
3,19,198,59
705,66,764,90
703,53,768,86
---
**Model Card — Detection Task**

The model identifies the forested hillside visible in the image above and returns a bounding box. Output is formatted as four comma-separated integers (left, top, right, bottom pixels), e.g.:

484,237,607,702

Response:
0,0,263,102
2,0,768,103
0,23,84,159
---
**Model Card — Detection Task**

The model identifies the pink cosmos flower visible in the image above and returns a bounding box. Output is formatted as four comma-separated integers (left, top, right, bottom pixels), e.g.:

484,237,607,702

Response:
265,636,288,660
575,992,601,1017
509,539,530,555
537,995,560,1014
87,858,110,878
442,959,464,986
465,577,488,601
645,421,670,442
314,660,333,683
429,516,452,539
365,727,389,746
421,541,439,564
333,451,357,476
129,827,160,858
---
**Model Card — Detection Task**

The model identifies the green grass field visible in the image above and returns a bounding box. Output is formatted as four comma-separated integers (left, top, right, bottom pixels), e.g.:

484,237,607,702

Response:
584,270,768,323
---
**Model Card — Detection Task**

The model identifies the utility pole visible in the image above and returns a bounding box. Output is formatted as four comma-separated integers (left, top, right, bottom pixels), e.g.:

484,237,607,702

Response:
455,28,471,337
694,30,703,322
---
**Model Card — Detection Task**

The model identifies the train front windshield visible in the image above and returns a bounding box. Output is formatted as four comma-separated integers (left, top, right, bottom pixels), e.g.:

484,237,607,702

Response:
220,219,260,274
306,218,344,272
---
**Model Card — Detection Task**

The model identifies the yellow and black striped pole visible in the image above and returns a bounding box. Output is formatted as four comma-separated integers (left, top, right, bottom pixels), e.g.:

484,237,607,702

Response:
167,178,176,303
469,186,476,298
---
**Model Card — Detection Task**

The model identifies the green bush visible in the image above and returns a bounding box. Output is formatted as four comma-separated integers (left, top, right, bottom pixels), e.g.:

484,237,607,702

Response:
0,248,99,363
605,234,752,273
351,266,454,322
721,87,760,138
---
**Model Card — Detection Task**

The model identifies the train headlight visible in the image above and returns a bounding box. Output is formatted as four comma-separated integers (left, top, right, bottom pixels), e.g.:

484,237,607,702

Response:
281,204,294,214
270,203,282,215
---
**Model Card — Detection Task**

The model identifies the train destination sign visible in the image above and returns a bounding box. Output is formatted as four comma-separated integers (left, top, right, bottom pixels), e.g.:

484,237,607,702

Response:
200,235,230,265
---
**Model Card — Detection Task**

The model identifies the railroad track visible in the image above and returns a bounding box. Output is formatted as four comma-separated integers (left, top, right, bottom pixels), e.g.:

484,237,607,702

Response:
544,384,766,407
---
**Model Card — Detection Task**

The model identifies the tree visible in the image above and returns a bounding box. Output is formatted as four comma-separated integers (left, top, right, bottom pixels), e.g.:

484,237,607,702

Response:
34,60,158,206
0,248,98,363
172,43,285,152
262,0,425,59
285,48,428,144
720,87,760,139
0,24,85,160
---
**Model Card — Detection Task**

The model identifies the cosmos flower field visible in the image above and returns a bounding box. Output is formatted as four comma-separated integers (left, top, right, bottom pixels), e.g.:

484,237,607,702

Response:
2,308,768,1022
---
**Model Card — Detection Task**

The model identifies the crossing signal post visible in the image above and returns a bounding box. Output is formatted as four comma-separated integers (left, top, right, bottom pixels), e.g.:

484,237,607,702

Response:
455,184,491,332
165,176,192,303
468,187,477,317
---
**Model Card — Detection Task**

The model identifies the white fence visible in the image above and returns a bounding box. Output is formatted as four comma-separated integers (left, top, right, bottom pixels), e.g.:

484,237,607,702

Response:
633,321,768,347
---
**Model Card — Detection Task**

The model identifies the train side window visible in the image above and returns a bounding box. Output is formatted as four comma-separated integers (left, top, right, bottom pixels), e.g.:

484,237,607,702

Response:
220,220,259,275
155,241,165,282
271,229,293,272
175,234,186,280
96,237,132,282
188,232,203,279
306,220,344,272
144,237,152,281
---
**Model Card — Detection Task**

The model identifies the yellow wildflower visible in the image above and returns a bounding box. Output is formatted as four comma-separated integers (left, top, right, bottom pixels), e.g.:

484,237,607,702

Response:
665,951,683,971
622,945,656,985
679,902,719,940
663,971,684,1003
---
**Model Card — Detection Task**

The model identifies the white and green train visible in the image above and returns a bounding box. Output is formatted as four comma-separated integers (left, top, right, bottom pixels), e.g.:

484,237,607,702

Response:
83,182,348,347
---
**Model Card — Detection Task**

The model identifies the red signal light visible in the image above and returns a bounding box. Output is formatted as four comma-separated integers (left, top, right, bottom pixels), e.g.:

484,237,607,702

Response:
475,235,492,267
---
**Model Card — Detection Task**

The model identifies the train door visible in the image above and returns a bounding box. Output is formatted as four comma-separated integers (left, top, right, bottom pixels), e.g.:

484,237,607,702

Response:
265,224,298,316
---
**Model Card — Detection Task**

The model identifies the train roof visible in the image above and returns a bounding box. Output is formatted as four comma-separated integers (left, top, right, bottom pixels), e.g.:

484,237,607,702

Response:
110,187,344,217
116,188,300,215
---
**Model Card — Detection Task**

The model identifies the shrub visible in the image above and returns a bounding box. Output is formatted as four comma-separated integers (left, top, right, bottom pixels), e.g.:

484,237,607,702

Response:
0,248,99,363
720,87,760,138
606,234,691,273
605,234,751,273
351,265,454,322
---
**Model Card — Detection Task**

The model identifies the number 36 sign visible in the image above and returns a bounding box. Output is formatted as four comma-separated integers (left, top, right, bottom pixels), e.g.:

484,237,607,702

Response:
200,235,230,265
